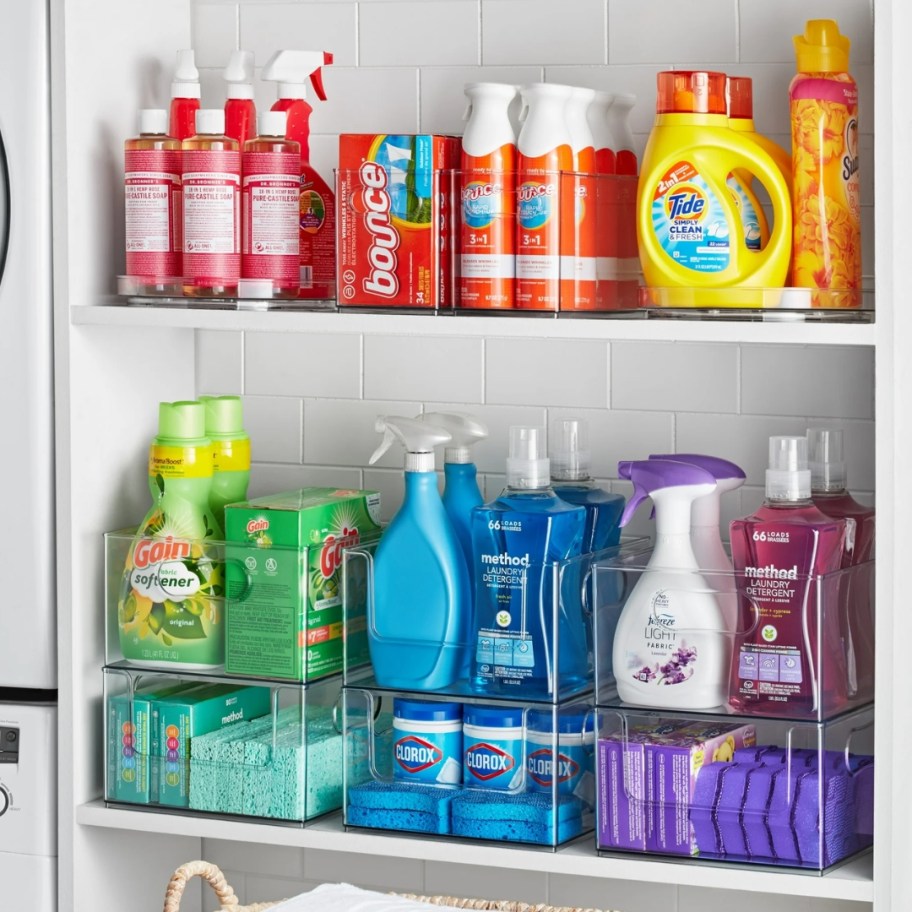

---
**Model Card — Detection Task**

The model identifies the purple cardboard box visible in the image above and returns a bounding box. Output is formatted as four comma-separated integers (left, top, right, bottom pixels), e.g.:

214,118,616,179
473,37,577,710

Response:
650,721,756,856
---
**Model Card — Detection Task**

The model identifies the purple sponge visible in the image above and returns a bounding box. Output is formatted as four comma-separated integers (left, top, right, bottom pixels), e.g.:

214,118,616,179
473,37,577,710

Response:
690,761,725,855
715,763,751,857
740,764,777,860
451,792,582,845
347,781,455,835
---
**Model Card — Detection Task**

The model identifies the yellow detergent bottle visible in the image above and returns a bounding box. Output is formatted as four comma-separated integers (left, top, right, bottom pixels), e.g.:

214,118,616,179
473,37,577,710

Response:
638,71,792,308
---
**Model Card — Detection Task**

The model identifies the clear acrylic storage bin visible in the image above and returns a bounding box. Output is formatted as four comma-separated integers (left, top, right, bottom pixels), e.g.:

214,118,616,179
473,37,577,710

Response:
594,705,874,871
106,527,372,682
343,687,595,847
591,549,875,722
342,540,650,703
335,166,641,313
103,665,343,824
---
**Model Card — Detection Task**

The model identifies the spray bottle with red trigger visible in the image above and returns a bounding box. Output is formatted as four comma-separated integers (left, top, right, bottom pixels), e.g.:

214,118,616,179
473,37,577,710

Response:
262,50,335,301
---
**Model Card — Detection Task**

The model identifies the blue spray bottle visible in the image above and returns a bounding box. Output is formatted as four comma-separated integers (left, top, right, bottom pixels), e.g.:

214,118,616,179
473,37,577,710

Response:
550,418,625,552
368,416,472,690
471,426,587,698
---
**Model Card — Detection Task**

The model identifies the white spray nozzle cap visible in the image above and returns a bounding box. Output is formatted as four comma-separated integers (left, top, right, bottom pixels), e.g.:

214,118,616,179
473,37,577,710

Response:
462,81,517,121
766,435,812,501
195,108,225,136
604,92,636,151
370,416,451,473
507,426,550,490
587,91,615,151
172,49,201,99
807,427,847,493
420,412,488,464
262,50,334,101
566,87,596,154
225,50,255,99
550,418,592,482
258,110,288,137
139,109,169,135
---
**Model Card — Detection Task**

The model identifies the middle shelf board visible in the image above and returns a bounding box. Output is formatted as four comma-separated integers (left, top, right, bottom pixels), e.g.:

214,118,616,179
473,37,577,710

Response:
75,801,874,902
71,303,878,346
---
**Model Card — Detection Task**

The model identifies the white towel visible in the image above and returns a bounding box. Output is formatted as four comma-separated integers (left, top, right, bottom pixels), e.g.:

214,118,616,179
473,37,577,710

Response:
268,883,464,912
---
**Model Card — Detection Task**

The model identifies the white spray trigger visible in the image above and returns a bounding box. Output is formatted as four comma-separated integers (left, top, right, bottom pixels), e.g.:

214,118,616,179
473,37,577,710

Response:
420,412,488,464
371,416,451,472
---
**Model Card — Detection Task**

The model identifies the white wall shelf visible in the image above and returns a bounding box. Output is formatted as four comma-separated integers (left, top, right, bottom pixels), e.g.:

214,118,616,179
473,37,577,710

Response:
70,303,878,346
75,801,874,903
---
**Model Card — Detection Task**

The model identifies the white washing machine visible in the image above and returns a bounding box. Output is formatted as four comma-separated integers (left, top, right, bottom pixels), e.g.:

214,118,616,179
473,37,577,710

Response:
0,699,56,910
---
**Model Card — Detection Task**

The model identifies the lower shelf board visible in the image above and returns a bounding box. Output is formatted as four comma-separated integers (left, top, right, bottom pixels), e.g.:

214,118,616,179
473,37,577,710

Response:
75,801,874,903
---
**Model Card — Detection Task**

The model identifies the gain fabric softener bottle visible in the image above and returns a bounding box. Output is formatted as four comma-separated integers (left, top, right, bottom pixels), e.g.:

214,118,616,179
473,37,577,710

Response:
118,401,225,669
199,394,250,529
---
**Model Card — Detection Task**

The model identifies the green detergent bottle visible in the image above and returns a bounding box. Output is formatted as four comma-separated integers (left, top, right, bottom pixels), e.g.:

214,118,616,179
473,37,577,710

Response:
118,401,225,668
199,395,251,528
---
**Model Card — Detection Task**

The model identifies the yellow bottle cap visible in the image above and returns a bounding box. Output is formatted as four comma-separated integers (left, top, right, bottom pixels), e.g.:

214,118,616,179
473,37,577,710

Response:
794,19,850,73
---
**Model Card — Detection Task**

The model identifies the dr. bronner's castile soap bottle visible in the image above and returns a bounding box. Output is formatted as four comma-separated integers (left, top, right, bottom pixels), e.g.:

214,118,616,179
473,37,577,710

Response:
729,436,847,716
118,401,225,669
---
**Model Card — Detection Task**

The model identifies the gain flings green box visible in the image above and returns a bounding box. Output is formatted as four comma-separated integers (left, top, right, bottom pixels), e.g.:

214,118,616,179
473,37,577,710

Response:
225,488,381,681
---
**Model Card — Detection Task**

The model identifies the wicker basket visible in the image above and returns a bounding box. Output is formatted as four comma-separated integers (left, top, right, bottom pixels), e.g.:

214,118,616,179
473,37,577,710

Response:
162,860,616,912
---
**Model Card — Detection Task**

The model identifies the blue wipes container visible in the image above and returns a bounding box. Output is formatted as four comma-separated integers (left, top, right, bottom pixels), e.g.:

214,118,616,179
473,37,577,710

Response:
392,699,463,785
463,704,525,791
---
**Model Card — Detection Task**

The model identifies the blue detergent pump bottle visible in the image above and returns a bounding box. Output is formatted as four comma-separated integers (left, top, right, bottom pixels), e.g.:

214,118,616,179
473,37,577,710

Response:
471,426,587,699
367,416,472,690
550,418,625,552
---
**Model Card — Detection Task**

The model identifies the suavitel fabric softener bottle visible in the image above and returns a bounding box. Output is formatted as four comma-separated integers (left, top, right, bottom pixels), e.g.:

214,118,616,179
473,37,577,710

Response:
729,437,847,717
807,427,875,699
551,418,624,552
611,460,727,709
199,395,250,530
471,427,586,698
118,401,224,669
368,416,472,691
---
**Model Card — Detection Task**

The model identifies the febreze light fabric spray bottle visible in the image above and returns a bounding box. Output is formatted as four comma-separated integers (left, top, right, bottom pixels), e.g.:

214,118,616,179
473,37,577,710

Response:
262,50,335,301
368,417,471,690
516,83,573,310
471,427,587,698
459,82,517,309
637,71,791,308
224,50,257,148
790,19,861,308
118,401,224,669
729,437,847,716
612,460,728,709
650,453,746,635
561,86,598,310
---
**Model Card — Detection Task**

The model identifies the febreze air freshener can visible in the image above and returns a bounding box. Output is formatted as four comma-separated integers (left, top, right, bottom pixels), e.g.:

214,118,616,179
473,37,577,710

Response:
392,699,463,785
462,704,525,791
337,134,460,308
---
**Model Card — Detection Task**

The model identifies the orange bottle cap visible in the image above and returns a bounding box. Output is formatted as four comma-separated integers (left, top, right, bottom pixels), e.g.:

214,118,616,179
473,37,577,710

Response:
794,19,850,73
656,71,727,115
726,76,753,120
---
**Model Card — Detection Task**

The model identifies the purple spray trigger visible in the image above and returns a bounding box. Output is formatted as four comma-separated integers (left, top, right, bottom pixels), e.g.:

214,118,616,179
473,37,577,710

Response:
616,459,717,528
650,453,747,482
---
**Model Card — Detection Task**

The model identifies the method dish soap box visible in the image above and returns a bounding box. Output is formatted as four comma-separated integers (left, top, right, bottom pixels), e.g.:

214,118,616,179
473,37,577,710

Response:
225,488,381,681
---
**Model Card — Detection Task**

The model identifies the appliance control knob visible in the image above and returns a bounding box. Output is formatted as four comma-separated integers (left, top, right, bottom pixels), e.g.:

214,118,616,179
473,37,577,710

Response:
0,786,8,816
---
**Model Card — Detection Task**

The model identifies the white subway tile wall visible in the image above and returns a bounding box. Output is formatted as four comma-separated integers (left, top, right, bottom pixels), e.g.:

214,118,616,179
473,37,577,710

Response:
192,1,875,908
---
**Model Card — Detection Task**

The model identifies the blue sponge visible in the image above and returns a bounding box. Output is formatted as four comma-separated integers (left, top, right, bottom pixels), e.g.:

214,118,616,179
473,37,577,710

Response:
347,780,455,835
451,792,582,845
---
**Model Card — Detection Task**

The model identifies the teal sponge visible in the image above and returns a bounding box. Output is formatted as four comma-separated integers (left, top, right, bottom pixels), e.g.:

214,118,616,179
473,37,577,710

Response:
451,792,582,845
347,780,456,834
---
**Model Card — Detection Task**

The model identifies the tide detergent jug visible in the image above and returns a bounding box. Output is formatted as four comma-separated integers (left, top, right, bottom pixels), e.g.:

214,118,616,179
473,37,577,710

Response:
638,71,791,309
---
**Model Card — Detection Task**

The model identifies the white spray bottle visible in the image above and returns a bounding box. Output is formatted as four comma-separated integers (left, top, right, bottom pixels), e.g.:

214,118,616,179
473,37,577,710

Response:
612,459,729,709
650,453,746,635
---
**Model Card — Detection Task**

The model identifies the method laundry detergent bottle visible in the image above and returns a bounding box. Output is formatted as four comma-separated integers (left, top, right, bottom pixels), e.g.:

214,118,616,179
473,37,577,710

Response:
650,453,746,636
638,71,791,308
118,401,225,669
612,459,728,709
471,427,586,698
516,83,573,310
368,417,472,690
262,50,336,301
199,395,250,530
551,418,624,553
459,82,517,309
